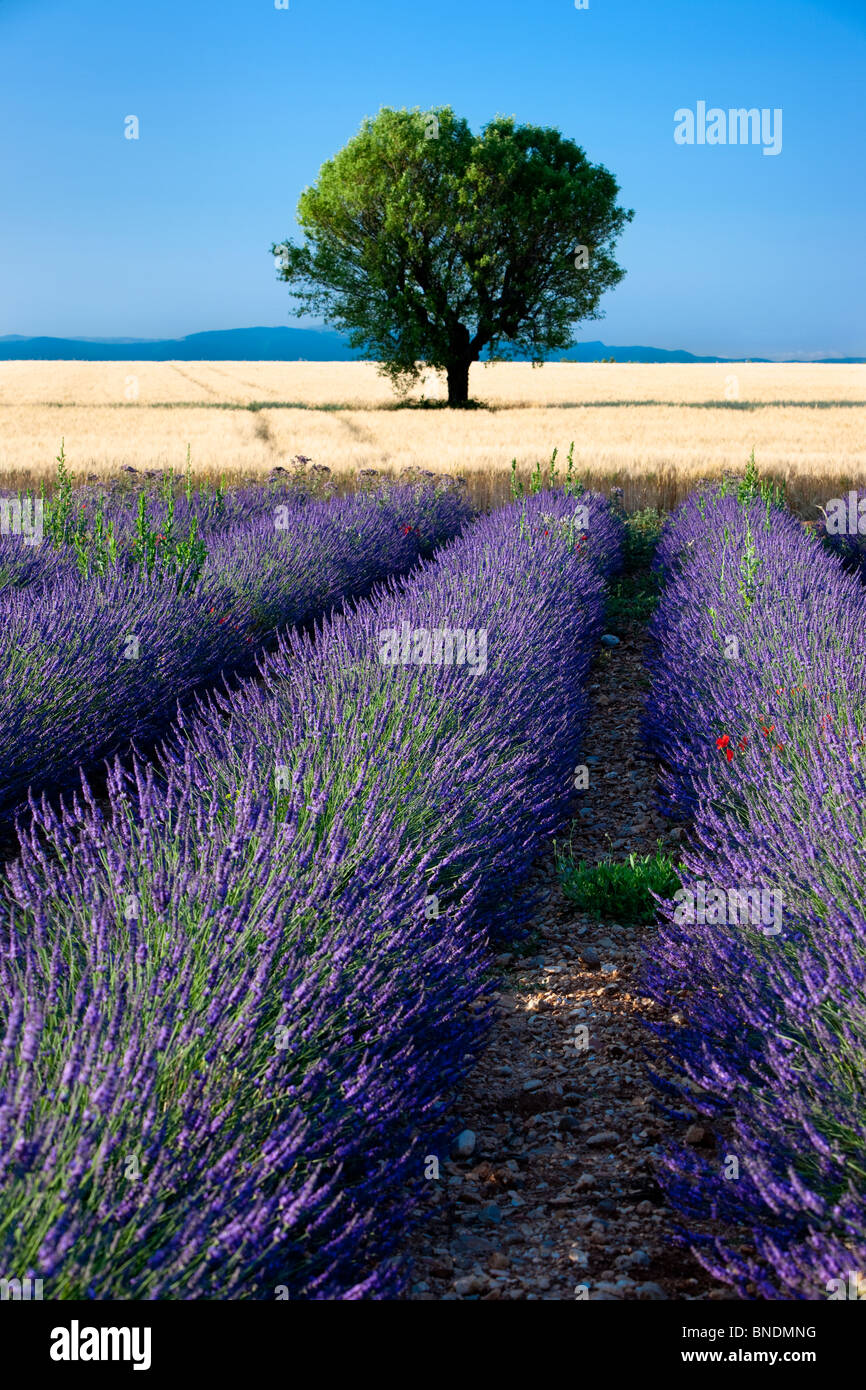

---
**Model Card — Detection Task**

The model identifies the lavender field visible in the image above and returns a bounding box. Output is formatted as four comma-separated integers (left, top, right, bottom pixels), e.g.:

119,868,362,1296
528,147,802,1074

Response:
0,456,863,1308
643,484,866,1300
4,0,864,1368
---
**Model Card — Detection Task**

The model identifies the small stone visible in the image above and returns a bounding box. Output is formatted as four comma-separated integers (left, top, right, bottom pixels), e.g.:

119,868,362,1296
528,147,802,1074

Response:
488,1251,509,1270
601,634,621,648
522,1078,543,1092
684,1125,705,1146
454,1274,487,1296
478,1203,502,1225
453,1233,496,1254
586,1131,620,1148
580,946,601,970
615,1249,650,1270
568,1247,589,1266
453,1129,476,1159
636,1282,668,1301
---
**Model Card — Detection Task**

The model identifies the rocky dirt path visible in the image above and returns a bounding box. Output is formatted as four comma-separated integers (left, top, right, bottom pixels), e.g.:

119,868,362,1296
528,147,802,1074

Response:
406,619,734,1302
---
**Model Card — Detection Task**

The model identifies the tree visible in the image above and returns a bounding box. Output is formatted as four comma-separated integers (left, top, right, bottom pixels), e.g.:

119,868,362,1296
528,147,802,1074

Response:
272,107,633,407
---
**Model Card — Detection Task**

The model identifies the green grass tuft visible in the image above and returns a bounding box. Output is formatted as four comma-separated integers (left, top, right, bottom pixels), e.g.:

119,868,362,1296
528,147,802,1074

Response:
605,506,665,626
556,847,681,925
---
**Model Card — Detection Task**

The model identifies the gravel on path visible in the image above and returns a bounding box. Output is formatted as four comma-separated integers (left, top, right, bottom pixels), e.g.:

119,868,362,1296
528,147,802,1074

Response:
405,621,738,1302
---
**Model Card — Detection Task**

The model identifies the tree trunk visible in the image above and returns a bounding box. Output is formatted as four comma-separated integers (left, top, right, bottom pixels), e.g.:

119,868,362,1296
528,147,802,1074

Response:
446,358,471,407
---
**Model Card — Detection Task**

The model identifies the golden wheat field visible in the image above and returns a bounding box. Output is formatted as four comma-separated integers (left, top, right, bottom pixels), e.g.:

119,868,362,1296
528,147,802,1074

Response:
1,360,864,510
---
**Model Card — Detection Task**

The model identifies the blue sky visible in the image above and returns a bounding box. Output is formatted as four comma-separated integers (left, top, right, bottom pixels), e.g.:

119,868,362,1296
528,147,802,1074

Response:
1,0,863,357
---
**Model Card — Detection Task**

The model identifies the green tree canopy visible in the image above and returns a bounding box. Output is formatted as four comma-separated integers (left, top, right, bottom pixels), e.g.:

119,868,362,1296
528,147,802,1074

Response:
272,106,633,406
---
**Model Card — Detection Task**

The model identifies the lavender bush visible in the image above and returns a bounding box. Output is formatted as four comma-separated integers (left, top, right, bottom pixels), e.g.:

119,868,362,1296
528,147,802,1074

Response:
815,488,866,583
0,489,621,1298
0,532,79,593
643,486,866,1300
0,483,471,820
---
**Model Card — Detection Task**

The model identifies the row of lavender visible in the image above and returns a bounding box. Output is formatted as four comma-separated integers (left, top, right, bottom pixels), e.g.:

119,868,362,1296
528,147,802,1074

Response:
0,490,622,1298
642,488,866,1299
0,474,290,594
818,488,866,583
0,484,470,820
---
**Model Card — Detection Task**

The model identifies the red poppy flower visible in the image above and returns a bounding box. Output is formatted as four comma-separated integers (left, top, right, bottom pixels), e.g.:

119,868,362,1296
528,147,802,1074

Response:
726,748,734,762
716,735,730,749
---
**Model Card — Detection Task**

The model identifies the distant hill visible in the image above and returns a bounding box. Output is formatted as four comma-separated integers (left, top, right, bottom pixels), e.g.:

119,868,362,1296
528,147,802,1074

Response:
0,327,357,362
550,342,769,364
0,327,862,364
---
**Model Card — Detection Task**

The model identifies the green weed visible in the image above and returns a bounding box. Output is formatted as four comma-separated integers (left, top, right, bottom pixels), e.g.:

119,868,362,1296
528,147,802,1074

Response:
556,847,681,925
